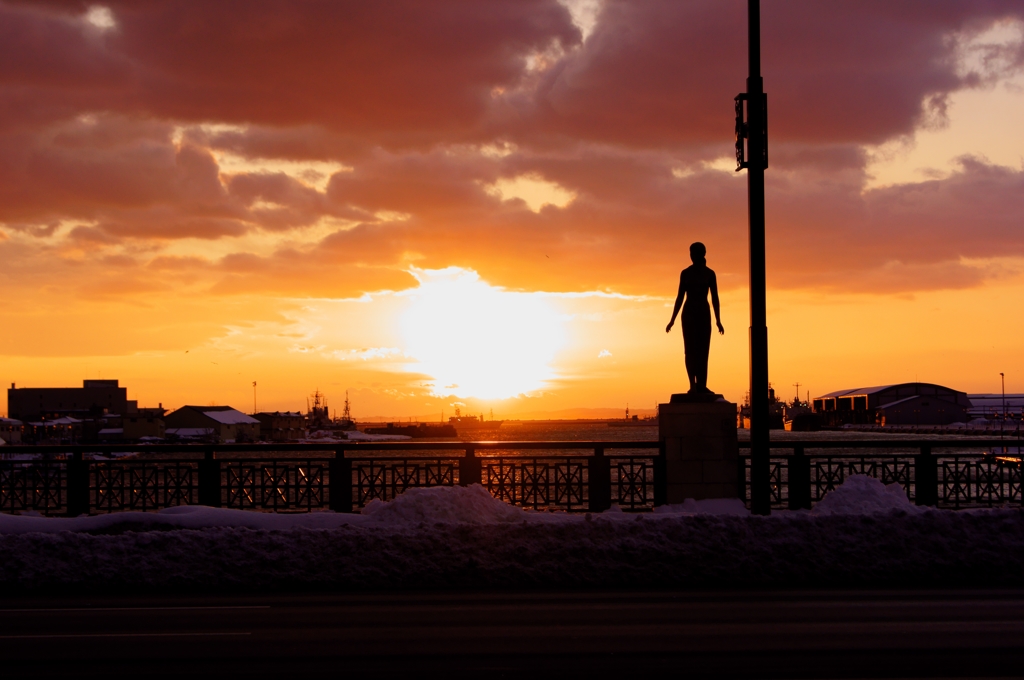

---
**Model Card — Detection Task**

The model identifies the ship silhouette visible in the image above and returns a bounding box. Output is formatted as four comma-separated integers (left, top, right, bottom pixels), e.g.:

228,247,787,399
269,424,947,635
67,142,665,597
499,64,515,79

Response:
448,407,503,431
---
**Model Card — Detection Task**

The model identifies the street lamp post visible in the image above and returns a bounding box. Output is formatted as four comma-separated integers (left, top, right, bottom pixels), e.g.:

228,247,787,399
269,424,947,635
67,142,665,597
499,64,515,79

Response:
735,0,770,514
1000,372,1005,439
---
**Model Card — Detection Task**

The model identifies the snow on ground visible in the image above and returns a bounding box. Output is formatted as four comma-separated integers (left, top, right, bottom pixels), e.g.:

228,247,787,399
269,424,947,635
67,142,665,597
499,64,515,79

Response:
810,475,923,516
361,485,528,524
0,476,1022,591
653,498,750,516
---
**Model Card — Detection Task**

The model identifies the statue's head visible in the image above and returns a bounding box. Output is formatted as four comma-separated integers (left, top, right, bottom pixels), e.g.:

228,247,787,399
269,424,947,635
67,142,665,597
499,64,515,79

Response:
689,242,707,265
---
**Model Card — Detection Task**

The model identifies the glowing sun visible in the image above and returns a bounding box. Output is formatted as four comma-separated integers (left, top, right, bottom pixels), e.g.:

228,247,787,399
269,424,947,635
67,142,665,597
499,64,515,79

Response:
400,268,566,400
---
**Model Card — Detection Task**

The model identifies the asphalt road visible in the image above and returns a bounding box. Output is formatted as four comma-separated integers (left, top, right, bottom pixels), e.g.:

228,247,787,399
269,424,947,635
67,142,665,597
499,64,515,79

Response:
2,590,1023,678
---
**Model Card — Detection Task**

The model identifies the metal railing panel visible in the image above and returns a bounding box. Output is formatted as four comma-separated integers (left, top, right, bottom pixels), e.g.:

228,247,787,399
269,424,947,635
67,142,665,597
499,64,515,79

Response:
2,439,1021,515
481,457,588,512
738,438,1023,510
89,461,200,513
222,459,327,512
0,461,66,516
349,457,460,507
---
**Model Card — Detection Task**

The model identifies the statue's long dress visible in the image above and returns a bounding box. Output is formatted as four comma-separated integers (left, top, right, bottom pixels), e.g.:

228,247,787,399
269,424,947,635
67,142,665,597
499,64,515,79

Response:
682,295,711,388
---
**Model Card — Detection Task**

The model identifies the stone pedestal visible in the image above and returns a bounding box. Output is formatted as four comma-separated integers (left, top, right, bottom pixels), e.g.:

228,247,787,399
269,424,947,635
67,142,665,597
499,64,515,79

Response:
659,396,739,503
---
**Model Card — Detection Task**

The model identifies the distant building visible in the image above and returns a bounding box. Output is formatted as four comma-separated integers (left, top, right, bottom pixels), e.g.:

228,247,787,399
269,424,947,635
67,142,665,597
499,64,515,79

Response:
25,416,85,444
7,379,168,443
812,383,970,427
97,427,124,442
254,411,306,441
165,406,260,442
123,407,167,440
8,379,131,422
0,417,23,444
967,394,1024,420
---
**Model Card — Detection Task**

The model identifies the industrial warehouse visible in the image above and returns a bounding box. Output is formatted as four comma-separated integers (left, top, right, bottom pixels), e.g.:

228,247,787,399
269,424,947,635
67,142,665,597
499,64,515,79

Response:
813,383,971,427
811,382,1022,428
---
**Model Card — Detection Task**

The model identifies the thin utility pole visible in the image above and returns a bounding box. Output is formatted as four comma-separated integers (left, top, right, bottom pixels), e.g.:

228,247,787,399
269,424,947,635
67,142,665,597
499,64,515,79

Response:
252,381,257,415
737,0,770,515
1000,372,1005,439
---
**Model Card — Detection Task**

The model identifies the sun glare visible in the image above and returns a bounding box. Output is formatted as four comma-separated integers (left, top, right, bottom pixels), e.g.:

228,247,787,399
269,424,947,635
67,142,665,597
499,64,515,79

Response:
400,268,566,400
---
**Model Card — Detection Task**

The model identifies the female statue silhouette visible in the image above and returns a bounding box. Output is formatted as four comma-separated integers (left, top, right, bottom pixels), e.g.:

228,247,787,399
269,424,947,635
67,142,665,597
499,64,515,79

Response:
665,242,724,394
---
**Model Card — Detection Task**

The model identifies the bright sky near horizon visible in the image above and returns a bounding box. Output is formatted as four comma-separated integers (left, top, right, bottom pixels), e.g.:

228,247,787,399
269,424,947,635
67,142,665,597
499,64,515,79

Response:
1,1,1023,419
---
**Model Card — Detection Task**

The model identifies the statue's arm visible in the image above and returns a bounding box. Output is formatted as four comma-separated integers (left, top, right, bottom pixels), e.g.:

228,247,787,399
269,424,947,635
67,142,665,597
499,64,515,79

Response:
710,271,724,334
666,271,686,333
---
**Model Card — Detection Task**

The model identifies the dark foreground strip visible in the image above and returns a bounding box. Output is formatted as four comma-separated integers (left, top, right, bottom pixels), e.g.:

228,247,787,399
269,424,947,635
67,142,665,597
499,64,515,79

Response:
1,510,1023,591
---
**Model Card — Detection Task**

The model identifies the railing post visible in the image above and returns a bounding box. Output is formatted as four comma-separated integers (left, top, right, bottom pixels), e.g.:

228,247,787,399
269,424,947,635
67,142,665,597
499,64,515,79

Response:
198,448,221,507
66,451,90,517
460,447,481,486
329,447,352,512
788,445,811,510
915,445,937,507
737,454,748,503
589,447,611,512
653,441,667,507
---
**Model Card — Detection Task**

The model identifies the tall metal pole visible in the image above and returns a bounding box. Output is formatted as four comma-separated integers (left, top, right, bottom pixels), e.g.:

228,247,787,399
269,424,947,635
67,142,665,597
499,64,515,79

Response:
1000,372,1005,439
746,0,770,515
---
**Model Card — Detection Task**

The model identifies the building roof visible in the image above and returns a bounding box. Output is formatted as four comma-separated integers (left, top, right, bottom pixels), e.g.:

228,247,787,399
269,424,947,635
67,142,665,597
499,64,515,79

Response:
166,427,215,437
818,383,965,399
968,394,1024,407
173,405,260,425
818,385,893,399
256,411,304,417
27,416,83,426
202,409,259,425
0,418,22,425
874,395,919,410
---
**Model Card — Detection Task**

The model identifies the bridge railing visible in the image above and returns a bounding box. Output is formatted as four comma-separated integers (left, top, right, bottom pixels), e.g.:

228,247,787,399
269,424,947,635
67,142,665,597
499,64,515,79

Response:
0,441,664,517
738,440,1023,510
1,439,1020,516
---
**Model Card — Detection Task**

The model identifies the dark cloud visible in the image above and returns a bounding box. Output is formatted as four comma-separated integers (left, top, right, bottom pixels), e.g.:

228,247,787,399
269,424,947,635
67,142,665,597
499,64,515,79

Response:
0,0,1022,301
2,0,578,147
511,0,1024,150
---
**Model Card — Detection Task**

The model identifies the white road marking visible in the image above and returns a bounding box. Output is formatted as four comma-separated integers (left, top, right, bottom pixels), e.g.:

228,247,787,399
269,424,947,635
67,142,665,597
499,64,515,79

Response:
0,632,251,639
1,605,270,613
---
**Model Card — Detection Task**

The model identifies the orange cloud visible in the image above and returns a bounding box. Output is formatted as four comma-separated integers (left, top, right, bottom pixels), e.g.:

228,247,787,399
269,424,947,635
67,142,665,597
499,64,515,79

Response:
2,0,1024,415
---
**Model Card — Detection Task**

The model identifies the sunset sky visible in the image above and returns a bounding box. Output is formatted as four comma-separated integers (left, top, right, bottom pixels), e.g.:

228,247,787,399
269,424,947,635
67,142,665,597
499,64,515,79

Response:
2,0,1023,419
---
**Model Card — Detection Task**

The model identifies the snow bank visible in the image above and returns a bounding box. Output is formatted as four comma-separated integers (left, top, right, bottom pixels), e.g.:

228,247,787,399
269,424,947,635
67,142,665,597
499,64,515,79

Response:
811,474,923,516
653,498,750,516
0,505,363,536
0,485,626,535
362,485,527,524
0,477,1022,592
1,508,1021,592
